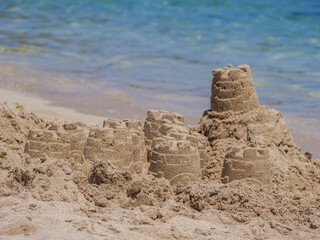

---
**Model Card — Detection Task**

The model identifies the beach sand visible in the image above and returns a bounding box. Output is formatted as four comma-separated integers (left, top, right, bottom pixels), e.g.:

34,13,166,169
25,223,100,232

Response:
0,64,320,239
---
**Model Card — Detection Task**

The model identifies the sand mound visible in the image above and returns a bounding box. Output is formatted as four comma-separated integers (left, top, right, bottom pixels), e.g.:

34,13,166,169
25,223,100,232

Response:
0,64,320,239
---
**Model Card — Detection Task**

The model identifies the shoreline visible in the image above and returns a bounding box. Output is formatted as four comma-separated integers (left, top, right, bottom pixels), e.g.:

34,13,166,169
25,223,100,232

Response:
0,87,319,159
0,88,106,126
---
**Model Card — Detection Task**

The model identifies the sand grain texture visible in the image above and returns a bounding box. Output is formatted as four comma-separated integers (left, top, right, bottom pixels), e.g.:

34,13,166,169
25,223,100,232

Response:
0,64,320,239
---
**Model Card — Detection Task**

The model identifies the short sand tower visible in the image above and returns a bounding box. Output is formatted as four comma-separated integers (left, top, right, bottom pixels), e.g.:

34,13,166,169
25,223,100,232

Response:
103,119,147,166
211,64,259,112
221,147,271,185
84,118,146,174
84,127,138,173
149,137,201,185
168,132,207,179
25,124,71,159
144,110,208,181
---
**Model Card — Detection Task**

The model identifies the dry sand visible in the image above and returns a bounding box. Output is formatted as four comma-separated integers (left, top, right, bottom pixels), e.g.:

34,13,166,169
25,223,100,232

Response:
0,65,320,239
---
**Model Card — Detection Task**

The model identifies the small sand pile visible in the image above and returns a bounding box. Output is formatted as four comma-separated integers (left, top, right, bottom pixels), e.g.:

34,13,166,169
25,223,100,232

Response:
0,64,320,239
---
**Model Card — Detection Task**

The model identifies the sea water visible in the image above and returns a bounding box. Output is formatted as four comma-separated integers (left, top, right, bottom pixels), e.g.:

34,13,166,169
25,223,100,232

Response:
0,0,319,121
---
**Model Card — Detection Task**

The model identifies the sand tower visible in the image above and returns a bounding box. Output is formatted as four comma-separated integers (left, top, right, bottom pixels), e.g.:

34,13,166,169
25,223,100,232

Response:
211,64,259,112
25,122,87,161
84,118,146,174
168,132,207,179
144,110,208,183
221,147,271,185
25,123,71,159
84,127,137,173
149,137,201,185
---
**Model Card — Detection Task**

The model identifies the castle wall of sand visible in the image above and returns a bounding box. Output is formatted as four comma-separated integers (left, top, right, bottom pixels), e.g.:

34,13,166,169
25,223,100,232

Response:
83,118,148,174
25,118,148,175
84,127,139,173
63,122,87,162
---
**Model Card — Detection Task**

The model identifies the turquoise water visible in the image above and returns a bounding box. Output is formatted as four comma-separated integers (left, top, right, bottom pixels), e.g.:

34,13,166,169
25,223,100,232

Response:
0,0,319,120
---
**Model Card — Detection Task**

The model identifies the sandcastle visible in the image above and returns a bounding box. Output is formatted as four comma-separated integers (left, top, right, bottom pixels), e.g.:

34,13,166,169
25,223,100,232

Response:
25,117,147,175
25,122,87,161
122,119,148,169
211,64,259,112
23,64,300,186
103,118,147,167
144,110,207,184
84,118,146,174
198,64,300,184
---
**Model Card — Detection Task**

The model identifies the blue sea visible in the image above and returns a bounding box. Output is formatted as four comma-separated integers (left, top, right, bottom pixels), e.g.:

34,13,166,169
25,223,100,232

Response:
0,0,319,122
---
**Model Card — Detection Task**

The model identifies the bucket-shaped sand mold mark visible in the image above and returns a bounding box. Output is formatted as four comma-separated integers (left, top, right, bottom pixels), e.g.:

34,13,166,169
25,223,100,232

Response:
144,109,208,180
144,110,185,160
168,132,207,179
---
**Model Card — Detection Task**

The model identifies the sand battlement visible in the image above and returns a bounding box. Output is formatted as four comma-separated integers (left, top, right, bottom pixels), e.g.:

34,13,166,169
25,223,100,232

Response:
25,128,71,160
144,110,187,160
